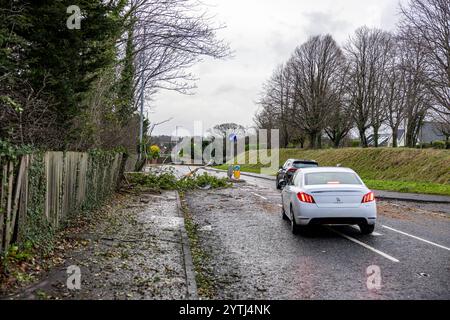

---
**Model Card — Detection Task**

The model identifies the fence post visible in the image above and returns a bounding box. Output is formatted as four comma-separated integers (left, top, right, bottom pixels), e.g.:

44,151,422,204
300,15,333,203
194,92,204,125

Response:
10,156,29,244
0,162,7,252
4,161,14,251
16,155,29,243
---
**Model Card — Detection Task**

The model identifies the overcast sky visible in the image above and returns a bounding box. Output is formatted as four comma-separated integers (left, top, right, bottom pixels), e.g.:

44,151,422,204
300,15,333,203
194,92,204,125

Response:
151,0,406,137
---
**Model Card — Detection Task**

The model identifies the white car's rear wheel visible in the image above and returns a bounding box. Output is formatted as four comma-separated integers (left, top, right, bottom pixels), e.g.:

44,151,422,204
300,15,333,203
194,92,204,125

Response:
281,205,289,220
359,223,375,235
290,207,301,234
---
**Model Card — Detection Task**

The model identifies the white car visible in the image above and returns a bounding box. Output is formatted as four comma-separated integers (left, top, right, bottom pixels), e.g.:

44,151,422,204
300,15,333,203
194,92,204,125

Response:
281,167,377,234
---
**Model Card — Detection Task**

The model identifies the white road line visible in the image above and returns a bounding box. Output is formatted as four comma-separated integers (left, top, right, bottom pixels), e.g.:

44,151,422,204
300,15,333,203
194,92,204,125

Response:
371,232,383,236
327,227,399,263
382,225,450,252
251,192,268,200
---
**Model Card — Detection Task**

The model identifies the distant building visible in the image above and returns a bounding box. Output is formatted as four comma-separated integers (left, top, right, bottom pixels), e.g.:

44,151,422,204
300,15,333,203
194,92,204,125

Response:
387,129,406,147
417,122,446,144
367,133,391,147
383,122,445,147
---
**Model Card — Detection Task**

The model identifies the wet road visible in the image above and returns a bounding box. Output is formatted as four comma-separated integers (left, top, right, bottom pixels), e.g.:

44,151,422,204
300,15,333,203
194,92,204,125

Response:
173,165,450,299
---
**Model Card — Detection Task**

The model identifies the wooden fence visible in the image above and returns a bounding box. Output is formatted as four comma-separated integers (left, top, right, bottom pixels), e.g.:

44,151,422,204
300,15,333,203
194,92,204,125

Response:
124,154,139,172
0,151,137,254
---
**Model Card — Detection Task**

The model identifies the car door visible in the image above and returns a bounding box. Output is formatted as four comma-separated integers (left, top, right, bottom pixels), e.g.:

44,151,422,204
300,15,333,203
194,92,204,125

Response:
281,181,289,213
282,170,297,212
291,172,303,212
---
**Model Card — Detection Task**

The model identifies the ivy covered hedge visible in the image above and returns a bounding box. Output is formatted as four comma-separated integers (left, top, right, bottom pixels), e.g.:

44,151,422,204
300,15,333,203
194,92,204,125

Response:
19,152,53,254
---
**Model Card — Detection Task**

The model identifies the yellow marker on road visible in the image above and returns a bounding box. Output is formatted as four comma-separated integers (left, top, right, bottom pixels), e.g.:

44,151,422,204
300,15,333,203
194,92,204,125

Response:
233,165,241,180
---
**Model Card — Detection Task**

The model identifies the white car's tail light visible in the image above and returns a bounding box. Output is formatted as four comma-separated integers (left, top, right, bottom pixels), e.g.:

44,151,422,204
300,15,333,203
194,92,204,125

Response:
297,192,316,203
362,191,375,203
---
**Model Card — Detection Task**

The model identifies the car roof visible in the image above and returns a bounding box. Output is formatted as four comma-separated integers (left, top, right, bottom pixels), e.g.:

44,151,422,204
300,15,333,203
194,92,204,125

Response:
296,167,357,173
287,159,318,163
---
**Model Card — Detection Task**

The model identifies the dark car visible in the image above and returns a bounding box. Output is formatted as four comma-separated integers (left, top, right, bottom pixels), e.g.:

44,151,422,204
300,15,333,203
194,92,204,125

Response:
276,159,319,189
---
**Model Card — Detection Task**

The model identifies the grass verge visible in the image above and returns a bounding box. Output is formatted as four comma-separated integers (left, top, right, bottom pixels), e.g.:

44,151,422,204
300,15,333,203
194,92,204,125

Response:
214,148,450,196
215,165,450,195
363,180,450,196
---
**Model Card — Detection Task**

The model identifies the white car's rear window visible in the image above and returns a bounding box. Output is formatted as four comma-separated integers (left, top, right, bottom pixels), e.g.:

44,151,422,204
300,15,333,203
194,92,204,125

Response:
305,172,362,185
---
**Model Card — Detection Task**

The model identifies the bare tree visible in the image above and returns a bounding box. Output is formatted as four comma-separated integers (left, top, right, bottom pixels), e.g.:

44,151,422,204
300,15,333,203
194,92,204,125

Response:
344,27,394,147
431,110,450,146
325,63,354,148
399,0,450,125
256,64,293,147
397,30,431,147
123,0,231,110
372,33,396,147
288,35,344,149
208,123,246,139
254,103,277,131
384,41,407,147
0,76,60,148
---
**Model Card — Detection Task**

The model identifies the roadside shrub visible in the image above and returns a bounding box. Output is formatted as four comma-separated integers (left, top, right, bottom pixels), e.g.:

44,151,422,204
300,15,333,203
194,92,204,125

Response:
148,145,161,159
2,241,34,265
432,141,446,149
351,140,360,148
0,140,34,161
417,142,432,149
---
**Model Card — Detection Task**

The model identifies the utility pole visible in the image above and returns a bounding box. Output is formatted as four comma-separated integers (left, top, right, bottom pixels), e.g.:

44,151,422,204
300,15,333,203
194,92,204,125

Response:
139,27,146,161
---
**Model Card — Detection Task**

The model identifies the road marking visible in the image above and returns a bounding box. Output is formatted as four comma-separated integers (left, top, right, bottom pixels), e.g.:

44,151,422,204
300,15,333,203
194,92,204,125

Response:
381,225,450,252
327,227,399,263
251,192,268,200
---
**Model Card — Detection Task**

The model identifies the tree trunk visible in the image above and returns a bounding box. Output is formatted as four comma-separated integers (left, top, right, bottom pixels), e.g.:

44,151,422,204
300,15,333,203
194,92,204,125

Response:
392,130,398,148
283,124,290,148
299,136,305,149
406,120,418,148
406,127,415,148
317,133,322,149
373,127,379,148
309,132,317,149
358,127,368,148
333,134,341,148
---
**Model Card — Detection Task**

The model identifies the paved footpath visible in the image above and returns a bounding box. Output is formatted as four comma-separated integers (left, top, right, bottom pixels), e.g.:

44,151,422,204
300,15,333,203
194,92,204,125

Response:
4,190,197,300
